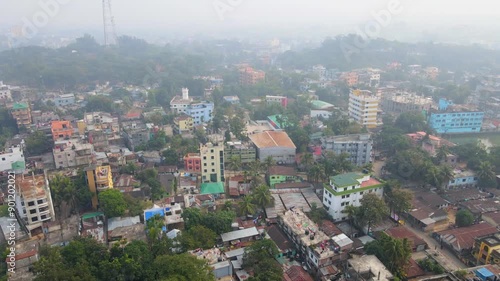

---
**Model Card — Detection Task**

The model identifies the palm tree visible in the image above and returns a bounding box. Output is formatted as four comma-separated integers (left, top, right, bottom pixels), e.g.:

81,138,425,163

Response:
228,155,242,171
438,165,454,191
477,161,496,188
307,163,324,183
435,145,450,163
221,200,233,211
300,153,314,172
238,196,256,217
252,184,273,218
262,156,275,173
342,205,359,236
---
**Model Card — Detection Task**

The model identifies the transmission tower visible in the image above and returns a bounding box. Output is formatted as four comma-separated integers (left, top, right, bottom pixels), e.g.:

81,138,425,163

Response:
102,0,118,46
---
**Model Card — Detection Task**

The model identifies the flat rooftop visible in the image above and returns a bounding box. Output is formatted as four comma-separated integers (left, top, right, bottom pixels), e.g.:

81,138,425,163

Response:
280,209,330,247
16,174,48,199
348,255,393,281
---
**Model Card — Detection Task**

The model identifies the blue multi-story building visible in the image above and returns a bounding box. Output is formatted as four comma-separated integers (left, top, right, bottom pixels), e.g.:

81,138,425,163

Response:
429,111,484,134
52,93,75,107
185,102,214,125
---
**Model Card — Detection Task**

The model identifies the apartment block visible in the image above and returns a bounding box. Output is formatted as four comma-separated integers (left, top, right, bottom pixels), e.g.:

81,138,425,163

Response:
0,141,25,173
184,153,202,174
11,102,32,127
170,88,214,125
428,111,484,134
323,172,384,221
52,93,75,107
122,121,153,151
224,141,256,165
53,139,95,169
85,165,114,209
0,81,12,102
51,120,74,141
200,142,224,183
265,95,288,108
320,134,373,166
473,233,500,265
381,92,433,114
348,89,380,129
173,114,193,134
239,67,265,85
15,173,55,233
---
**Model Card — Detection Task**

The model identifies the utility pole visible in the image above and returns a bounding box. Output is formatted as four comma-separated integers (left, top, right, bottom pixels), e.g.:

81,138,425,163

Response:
102,0,118,46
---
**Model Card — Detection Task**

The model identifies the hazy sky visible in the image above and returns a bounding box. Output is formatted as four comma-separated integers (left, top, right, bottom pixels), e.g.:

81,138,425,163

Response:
1,0,498,33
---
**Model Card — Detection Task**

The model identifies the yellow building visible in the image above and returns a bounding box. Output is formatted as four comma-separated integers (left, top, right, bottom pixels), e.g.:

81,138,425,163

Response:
474,233,500,265
348,89,380,129
173,114,194,134
200,142,224,183
11,102,32,127
85,165,113,209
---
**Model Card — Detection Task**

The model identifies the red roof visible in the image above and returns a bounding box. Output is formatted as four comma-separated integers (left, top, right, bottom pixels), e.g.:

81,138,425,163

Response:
438,222,497,250
360,177,381,188
5,249,37,263
284,265,314,281
385,226,427,251
406,258,426,278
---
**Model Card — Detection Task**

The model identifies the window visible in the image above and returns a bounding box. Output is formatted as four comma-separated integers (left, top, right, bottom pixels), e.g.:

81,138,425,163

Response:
29,209,37,214
28,201,35,207
37,199,44,204
31,217,39,222
41,215,47,220
211,156,214,159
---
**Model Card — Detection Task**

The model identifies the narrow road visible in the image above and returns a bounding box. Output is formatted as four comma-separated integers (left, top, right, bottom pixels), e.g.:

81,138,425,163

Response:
404,223,466,271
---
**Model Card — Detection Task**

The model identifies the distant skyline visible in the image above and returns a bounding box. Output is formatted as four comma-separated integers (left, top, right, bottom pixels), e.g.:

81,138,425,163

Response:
1,0,499,45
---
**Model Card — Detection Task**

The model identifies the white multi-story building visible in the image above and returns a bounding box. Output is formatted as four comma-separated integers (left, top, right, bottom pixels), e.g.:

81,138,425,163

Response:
15,173,56,233
200,142,225,183
53,139,95,169
170,88,214,125
323,172,384,221
0,141,25,173
348,89,380,129
320,134,373,166
0,81,12,102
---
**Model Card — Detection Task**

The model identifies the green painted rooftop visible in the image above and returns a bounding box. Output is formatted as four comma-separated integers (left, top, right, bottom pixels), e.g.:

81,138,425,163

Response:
200,182,224,194
82,212,104,220
11,161,25,170
311,100,334,109
267,114,291,129
12,102,29,110
330,172,364,187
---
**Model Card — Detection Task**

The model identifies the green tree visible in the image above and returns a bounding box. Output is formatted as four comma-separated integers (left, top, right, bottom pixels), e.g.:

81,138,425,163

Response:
252,185,273,217
385,187,413,217
162,149,178,166
228,155,242,171
25,130,52,156
394,112,429,133
307,203,330,224
358,193,389,234
243,239,281,281
300,152,314,172
365,233,412,279
98,189,127,218
238,196,257,217
477,161,497,189
153,254,215,281
455,209,474,227
49,174,76,219
178,225,217,251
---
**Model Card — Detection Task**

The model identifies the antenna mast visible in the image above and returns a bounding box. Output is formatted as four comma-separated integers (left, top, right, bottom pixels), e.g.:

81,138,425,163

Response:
102,0,118,46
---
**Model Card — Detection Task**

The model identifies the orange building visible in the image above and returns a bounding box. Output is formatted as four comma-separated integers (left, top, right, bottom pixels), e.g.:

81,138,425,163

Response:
239,67,266,85
51,120,74,141
183,153,201,174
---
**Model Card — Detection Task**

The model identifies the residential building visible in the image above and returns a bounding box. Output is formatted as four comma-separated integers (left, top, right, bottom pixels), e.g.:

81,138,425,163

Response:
342,72,359,86
239,66,265,85
323,172,384,222
347,255,393,281
429,111,485,134
447,169,477,189
0,81,12,102
381,92,433,114
278,209,341,275
79,212,106,244
85,165,113,209
173,114,193,134
200,142,224,183
473,233,500,265
310,110,332,119
53,139,94,169
11,102,32,127
348,89,380,129
31,111,59,126
224,141,256,165
184,153,201,174
15,173,55,234
436,222,497,257
223,96,240,104
265,95,288,108
51,120,74,141
310,100,334,110
0,141,25,173
385,226,427,252
79,112,120,134
122,121,153,151
406,131,456,156
266,166,302,188
406,192,449,232
144,204,184,230
170,88,214,125
52,93,75,107
248,131,296,164
320,134,373,166
228,175,251,197
189,248,233,279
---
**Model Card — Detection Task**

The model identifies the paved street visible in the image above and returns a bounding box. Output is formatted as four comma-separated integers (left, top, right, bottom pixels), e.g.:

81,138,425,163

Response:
405,223,466,271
